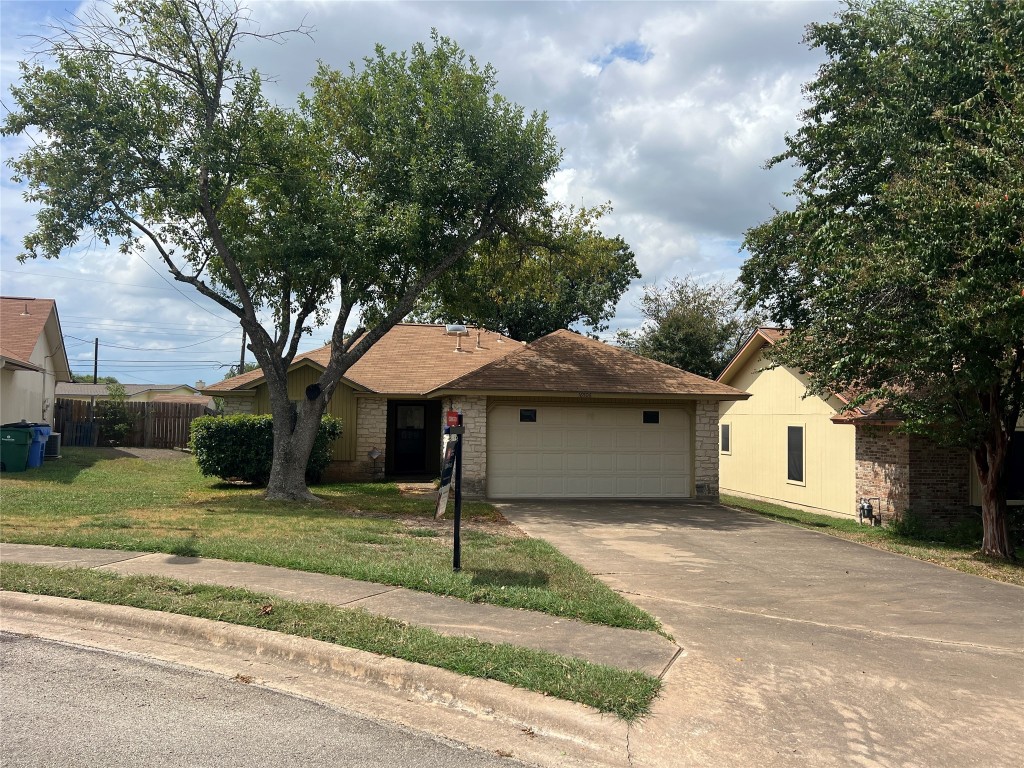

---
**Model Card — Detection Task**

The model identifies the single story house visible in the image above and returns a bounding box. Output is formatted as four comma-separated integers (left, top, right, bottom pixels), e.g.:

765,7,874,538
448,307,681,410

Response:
0,297,72,425
716,327,1024,525
56,382,211,406
204,324,749,499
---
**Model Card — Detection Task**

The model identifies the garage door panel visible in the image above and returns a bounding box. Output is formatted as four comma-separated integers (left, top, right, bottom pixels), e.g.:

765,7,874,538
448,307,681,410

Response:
488,404,692,499
565,453,589,472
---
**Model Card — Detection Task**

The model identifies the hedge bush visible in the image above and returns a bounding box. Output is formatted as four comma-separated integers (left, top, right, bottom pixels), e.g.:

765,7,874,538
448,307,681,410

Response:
190,414,342,486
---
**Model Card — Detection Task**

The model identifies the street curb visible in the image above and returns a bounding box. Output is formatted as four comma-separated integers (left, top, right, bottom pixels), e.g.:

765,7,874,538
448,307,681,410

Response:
1,592,631,768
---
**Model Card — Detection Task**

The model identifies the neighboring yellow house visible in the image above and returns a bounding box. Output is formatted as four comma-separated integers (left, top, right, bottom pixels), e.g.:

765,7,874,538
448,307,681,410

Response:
716,328,857,518
55,383,210,405
718,328,1023,524
0,297,72,425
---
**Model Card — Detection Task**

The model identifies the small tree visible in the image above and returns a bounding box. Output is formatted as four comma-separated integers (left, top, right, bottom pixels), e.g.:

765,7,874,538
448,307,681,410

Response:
617,275,759,379
4,0,561,501
96,383,133,445
740,0,1023,559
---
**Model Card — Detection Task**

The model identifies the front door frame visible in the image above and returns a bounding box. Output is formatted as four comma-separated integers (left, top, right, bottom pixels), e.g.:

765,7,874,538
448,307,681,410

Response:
385,399,442,478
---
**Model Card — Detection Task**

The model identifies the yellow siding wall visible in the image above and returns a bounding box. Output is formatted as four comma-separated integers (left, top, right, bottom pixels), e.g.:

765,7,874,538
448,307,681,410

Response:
719,349,857,517
251,365,357,461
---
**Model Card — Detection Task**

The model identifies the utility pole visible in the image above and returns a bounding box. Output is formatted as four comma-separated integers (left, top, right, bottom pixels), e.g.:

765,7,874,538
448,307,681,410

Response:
238,330,246,374
93,338,98,384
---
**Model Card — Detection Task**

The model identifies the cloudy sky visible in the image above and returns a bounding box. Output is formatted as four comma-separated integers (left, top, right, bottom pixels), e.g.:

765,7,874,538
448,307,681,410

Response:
0,0,838,387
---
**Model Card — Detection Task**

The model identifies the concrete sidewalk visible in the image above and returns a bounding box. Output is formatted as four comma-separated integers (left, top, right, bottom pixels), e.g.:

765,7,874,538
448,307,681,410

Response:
0,542,679,676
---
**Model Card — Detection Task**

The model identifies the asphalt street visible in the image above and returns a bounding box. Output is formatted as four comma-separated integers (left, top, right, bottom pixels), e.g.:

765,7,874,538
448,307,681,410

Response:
0,633,532,768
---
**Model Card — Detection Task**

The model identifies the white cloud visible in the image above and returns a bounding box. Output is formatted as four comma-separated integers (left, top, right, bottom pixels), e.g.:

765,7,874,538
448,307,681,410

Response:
1,0,839,380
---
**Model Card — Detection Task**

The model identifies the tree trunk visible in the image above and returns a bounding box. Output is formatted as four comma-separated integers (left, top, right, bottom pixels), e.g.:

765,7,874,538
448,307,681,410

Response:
260,361,329,502
973,436,1014,560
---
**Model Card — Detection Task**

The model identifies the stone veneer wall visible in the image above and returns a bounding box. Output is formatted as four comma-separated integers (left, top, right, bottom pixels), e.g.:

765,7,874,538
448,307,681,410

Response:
221,397,254,415
443,395,488,497
855,425,970,526
694,400,720,500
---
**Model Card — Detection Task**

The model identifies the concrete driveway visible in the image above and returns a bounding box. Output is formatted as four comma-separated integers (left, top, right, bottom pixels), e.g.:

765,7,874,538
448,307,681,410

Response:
500,501,1024,768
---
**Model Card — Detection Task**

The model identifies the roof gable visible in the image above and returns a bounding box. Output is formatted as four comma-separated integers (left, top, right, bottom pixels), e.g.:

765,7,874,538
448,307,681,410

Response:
436,329,749,399
0,297,71,379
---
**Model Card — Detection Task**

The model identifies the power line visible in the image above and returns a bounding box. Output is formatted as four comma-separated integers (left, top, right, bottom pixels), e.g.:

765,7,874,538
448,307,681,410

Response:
65,328,237,351
133,251,239,325
1,268,182,293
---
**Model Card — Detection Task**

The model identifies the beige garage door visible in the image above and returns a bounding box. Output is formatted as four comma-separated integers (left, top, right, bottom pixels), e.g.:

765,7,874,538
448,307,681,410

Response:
487,404,692,498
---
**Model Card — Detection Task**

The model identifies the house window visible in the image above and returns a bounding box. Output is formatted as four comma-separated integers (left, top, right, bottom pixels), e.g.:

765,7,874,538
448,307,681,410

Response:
721,423,731,455
787,426,805,484
642,410,660,424
519,409,537,423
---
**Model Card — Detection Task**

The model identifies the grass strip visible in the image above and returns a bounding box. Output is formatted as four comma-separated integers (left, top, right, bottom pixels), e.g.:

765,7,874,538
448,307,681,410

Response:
0,562,661,721
1,449,660,632
721,495,1024,586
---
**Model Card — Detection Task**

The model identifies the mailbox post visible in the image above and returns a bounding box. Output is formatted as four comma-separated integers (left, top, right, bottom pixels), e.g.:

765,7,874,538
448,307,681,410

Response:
450,413,464,571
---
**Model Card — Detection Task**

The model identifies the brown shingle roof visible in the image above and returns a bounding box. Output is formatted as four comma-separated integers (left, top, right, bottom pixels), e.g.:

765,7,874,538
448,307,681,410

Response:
435,329,750,399
1,297,57,367
205,324,521,396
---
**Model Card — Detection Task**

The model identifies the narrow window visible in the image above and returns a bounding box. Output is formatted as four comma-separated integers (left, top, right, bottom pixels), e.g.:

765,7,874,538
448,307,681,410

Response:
519,408,537,423
642,410,660,424
721,423,731,454
787,426,804,483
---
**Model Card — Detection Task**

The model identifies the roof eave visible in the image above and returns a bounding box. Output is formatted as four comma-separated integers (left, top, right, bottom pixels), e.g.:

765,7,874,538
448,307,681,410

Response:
0,355,43,373
428,387,751,401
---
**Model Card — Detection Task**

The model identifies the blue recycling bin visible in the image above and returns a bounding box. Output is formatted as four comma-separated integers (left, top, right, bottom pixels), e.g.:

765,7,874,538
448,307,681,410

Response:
27,424,52,469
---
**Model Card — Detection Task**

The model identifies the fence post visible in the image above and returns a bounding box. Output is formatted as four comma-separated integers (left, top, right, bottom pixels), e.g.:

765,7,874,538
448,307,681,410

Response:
144,404,155,448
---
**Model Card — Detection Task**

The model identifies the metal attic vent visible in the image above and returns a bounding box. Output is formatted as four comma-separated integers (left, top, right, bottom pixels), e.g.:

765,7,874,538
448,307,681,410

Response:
445,324,469,336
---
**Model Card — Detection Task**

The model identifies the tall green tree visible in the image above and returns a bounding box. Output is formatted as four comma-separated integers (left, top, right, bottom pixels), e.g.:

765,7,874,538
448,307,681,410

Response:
741,0,1023,558
617,275,759,379
408,204,639,342
4,0,561,501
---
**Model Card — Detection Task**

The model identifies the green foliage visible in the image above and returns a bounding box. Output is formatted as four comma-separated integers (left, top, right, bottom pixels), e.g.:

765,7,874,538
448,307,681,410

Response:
407,204,639,342
884,510,931,541
72,374,118,384
740,0,1024,557
617,275,760,379
96,383,133,445
190,414,342,486
2,2,564,499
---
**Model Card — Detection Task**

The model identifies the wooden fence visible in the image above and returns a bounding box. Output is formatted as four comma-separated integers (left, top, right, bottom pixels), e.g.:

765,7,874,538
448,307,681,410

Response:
53,398,213,449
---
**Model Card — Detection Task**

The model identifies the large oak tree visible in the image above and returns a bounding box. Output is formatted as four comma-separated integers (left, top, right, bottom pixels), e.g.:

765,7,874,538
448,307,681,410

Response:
4,0,561,500
741,0,1023,558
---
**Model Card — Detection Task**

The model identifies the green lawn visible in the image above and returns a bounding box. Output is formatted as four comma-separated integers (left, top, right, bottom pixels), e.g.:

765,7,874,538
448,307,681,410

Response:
721,495,1024,586
1,563,660,720
0,448,659,631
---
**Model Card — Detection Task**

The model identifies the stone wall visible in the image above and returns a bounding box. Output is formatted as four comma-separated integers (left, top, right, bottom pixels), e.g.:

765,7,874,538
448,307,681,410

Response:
855,425,971,527
444,395,488,497
694,400,720,500
221,397,254,415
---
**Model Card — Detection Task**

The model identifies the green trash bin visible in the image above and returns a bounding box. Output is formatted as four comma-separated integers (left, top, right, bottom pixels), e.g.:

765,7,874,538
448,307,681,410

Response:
0,427,33,472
